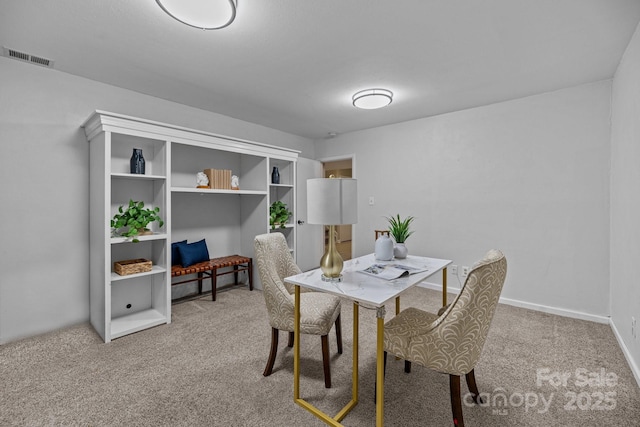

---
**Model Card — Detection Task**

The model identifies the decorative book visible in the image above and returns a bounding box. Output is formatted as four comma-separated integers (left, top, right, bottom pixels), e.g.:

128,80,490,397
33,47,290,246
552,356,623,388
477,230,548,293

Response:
358,263,428,280
204,168,232,190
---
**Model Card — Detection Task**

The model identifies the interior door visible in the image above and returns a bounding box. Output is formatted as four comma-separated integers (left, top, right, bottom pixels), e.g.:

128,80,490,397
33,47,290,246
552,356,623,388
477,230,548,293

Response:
296,157,323,271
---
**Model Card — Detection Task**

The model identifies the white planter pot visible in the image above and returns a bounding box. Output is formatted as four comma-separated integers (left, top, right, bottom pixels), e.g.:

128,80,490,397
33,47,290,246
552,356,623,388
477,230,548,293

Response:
394,243,408,259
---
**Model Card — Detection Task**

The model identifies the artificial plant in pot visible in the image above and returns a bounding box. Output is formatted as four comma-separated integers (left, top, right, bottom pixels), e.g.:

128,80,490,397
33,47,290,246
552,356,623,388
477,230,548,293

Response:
270,201,292,229
111,199,164,242
386,214,414,259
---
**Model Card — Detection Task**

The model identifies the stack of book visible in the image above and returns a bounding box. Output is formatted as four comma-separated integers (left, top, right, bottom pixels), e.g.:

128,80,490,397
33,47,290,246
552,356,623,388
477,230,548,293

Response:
204,168,232,190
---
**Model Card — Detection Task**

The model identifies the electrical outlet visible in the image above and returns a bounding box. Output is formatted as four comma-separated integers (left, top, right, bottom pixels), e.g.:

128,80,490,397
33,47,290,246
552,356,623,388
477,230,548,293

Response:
461,266,470,277
451,265,458,275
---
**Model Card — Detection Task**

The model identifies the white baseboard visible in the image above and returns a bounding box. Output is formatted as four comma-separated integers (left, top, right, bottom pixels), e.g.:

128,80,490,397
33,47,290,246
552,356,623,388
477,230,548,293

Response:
609,319,640,389
419,281,462,295
419,282,639,389
418,282,609,323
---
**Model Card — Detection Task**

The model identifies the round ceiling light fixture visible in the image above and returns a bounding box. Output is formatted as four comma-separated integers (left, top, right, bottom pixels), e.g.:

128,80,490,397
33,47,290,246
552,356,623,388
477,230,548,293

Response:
156,0,237,30
352,88,393,110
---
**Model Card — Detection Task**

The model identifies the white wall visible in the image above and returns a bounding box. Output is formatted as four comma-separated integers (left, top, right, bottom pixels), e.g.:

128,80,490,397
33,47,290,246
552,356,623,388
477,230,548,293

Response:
0,57,314,344
611,21,640,382
315,81,612,318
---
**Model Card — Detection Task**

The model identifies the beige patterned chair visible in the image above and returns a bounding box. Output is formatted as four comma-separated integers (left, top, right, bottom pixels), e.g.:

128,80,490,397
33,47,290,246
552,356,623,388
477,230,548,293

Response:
384,249,507,427
254,232,342,388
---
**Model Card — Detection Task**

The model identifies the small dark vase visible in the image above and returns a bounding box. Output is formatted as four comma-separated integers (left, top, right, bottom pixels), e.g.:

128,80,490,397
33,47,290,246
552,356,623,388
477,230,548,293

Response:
271,166,280,184
130,148,145,174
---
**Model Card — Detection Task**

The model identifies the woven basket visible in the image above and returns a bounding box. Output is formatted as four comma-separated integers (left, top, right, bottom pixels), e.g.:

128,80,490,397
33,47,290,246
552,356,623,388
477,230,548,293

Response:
114,258,152,276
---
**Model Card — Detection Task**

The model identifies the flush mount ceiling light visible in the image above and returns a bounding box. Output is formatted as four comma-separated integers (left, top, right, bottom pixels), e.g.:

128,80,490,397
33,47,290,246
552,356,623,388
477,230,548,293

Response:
352,89,393,109
156,0,237,30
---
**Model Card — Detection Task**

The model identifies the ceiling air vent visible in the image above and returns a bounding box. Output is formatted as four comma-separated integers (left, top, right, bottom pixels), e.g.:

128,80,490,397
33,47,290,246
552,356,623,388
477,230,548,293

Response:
3,47,54,68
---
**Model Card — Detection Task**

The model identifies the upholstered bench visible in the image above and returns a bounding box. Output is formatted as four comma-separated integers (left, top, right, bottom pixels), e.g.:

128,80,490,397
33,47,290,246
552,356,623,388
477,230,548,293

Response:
171,255,253,301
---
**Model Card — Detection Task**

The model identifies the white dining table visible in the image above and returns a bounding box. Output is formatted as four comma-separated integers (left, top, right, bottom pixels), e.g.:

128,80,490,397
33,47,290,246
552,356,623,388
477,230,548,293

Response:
285,253,452,427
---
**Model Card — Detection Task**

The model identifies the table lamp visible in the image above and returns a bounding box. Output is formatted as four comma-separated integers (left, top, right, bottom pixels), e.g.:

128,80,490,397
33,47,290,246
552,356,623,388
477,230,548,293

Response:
307,177,358,282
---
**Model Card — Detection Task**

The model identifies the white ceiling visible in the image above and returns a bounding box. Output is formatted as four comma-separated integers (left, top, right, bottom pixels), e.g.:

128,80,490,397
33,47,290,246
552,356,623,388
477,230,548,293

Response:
2,0,640,139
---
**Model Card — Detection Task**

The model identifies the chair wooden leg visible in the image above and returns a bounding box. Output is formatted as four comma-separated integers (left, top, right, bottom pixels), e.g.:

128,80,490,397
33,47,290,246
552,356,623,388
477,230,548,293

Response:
384,351,388,375
321,334,331,388
287,331,294,348
404,360,411,373
449,374,464,427
465,369,483,404
335,314,343,354
263,328,279,377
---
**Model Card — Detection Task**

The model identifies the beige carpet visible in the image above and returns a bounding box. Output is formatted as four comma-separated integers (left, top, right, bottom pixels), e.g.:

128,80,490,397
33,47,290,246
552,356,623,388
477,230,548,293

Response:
1,286,639,426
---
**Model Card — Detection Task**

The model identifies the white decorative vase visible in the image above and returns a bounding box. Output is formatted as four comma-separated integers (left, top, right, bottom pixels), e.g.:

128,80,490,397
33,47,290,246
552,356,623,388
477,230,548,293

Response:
375,235,394,261
393,243,408,259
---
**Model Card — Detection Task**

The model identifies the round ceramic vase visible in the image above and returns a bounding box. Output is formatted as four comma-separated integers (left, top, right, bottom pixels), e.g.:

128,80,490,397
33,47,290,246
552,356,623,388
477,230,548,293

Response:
394,243,408,259
375,235,394,261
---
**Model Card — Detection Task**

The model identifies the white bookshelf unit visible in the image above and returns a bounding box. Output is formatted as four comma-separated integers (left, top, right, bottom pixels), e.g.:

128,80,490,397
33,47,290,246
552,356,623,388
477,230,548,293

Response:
84,111,298,342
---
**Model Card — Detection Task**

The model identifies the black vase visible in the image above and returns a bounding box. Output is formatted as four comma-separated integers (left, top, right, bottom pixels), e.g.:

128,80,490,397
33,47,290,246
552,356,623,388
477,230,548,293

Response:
271,166,280,184
130,148,145,174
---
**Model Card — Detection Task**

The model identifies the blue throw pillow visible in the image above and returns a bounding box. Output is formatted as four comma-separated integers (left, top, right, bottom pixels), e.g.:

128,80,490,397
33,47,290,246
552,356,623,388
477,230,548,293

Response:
171,240,187,266
177,239,210,267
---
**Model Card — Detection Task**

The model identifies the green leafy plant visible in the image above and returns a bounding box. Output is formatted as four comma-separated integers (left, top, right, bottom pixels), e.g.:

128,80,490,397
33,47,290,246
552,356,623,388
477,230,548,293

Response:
111,199,164,242
270,201,292,230
386,214,414,243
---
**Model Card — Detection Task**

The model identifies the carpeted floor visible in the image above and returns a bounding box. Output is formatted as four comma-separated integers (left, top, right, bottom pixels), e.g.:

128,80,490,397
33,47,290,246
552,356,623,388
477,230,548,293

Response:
1,286,638,426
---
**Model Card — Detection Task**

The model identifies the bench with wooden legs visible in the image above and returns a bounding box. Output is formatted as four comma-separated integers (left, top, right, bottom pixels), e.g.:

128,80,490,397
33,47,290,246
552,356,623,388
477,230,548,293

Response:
171,255,253,301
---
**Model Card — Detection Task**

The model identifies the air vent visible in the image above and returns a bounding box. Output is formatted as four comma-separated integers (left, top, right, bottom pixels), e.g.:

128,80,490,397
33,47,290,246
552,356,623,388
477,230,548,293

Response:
3,47,54,68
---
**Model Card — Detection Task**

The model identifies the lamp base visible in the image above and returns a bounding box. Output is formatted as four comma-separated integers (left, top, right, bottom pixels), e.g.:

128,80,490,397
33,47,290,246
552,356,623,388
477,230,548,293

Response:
320,225,344,281
321,274,343,283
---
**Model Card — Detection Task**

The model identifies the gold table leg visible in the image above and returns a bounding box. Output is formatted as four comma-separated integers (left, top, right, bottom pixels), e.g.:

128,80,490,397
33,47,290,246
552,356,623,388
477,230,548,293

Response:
442,267,448,306
294,286,301,400
293,285,359,426
376,306,386,427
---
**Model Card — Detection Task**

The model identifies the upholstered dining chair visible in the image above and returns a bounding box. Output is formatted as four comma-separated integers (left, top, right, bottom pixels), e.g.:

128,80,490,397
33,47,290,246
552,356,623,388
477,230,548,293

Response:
383,249,507,427
254,232,342,388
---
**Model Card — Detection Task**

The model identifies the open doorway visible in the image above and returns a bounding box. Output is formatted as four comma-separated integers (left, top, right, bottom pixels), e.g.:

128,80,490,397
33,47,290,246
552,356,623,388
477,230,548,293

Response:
323,158,353,261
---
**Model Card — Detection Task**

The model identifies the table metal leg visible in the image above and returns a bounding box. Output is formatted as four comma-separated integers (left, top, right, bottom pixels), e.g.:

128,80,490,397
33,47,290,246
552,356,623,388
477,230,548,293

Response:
334,303,359,422
293,286,358,426
294,285,300,400
442,267,448,306
376,306,386,427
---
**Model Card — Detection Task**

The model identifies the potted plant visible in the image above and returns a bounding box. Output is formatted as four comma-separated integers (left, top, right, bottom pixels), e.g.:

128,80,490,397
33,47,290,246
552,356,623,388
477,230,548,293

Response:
111,199,164,242
386,214,414,259
270,201,292,229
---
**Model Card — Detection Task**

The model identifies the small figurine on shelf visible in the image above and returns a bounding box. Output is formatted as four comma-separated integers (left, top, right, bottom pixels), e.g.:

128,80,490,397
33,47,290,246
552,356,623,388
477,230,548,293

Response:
231,175,239,190
196,172,209,188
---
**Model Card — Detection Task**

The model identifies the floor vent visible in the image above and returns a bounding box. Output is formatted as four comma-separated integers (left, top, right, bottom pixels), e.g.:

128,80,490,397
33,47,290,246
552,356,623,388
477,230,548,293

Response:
3,47,54,68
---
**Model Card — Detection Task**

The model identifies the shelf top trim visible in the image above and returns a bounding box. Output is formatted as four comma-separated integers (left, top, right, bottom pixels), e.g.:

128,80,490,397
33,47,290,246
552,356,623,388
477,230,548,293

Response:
82,110,300,159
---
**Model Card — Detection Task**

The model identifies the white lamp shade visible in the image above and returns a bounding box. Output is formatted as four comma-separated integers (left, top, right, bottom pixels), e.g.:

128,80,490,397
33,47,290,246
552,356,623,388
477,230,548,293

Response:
307,178,358,225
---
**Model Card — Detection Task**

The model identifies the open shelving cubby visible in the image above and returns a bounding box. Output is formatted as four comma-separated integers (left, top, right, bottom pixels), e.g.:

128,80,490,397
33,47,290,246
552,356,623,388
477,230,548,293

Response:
269,158,297,256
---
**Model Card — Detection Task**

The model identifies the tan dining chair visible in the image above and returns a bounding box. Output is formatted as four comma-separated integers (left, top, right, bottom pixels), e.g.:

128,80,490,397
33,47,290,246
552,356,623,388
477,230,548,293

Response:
383,249,507,427
254,232,342,388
